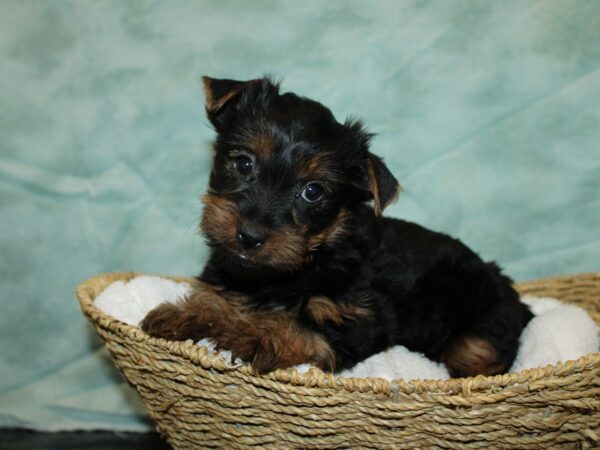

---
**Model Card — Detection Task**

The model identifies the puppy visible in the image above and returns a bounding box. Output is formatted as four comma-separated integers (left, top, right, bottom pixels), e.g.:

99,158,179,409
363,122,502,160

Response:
142,76,532,377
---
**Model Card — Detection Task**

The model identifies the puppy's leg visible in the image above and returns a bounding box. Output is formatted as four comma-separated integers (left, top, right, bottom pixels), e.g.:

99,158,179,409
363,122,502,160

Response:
246,314,336,373
141,282,335,373
140,281,236,342
410,259,532,378
437,262,533,377
442,335,507,377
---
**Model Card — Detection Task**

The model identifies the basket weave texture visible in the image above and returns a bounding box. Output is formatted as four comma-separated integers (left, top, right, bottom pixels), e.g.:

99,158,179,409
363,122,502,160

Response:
77,272,600,449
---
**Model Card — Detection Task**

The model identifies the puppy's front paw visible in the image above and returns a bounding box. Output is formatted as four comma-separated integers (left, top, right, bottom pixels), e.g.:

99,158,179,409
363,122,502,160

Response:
216,333,279,374
141,303,199,341
248,335,333,374
250,335,280,374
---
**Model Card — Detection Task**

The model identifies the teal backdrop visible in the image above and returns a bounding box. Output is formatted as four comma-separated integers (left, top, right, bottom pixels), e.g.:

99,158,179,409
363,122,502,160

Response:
1,0,599,431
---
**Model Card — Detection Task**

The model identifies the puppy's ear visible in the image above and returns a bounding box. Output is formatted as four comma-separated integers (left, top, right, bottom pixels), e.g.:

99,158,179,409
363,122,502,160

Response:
343,120,401,216
364,153,402,216
202,77,253,112
202,76,275,131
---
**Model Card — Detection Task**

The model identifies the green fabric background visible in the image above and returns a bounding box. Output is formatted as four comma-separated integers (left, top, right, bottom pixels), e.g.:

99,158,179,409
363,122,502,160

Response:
1,0,599,431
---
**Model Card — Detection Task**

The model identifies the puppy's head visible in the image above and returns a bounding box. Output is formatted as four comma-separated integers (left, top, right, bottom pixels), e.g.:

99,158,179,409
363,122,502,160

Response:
200,76,400,271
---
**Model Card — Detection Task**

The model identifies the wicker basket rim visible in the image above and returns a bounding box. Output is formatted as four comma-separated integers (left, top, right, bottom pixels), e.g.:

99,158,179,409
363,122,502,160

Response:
76,271,600,396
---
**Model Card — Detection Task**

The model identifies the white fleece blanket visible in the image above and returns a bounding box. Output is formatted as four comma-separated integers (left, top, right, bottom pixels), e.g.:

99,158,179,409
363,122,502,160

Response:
95,275,599,380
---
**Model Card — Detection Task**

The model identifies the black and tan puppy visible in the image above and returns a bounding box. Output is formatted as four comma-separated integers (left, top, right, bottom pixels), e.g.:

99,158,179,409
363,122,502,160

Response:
142,76,532,377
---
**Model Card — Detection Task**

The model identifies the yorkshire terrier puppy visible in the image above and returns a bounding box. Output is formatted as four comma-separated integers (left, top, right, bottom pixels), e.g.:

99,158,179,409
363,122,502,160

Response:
141,76,532,377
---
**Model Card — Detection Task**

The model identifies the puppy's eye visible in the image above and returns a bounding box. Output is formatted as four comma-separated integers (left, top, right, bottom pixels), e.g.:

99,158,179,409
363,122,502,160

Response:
234,155,253,176
300,183,324,203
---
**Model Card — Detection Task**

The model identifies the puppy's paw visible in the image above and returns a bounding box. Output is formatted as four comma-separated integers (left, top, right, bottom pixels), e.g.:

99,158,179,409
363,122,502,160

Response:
311,352,336,373
140,303,200,341
235,334,334,374
442,336,506,377
224,331,336,374
250,335,280,374
217,333,280,374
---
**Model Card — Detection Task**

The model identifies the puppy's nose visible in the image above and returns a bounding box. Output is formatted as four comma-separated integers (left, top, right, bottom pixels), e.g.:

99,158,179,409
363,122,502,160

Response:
237,224,267,249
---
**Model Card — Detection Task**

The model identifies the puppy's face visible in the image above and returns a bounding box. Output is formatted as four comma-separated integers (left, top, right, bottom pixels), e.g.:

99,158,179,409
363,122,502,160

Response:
200,77,400,271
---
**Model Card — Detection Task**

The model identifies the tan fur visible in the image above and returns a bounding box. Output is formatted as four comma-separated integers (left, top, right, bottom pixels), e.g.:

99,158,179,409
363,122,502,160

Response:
200,193,238,247
260,225,307,269
365,157,383,216
250,130,273,159
387,182,403,209
442,336,506,377
297,154,327,180
365,156,403,216
306,296,371,326
307,208,350,251
141,281,335,373
203,77,240,112
202,77,261,112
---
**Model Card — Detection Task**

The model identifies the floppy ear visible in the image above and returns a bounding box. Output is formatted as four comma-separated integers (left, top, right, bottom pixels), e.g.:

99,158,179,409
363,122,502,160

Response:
365,153,402,216
202,76,261,130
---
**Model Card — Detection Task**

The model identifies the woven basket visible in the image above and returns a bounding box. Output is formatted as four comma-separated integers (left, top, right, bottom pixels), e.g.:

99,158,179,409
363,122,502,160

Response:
77,272,600,449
